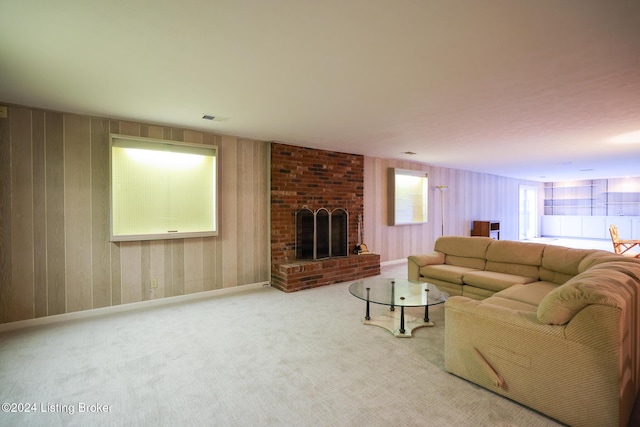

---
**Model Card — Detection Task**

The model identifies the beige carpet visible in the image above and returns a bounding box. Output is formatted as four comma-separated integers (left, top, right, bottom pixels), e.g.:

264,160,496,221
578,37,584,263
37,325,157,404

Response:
0,261,564,426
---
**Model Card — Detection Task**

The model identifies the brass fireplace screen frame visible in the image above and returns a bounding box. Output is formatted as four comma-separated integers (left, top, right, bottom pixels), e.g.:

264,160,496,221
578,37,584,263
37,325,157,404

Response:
295,207,349,260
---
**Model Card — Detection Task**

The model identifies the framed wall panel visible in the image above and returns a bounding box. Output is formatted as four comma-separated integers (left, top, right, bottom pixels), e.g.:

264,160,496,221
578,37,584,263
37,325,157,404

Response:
110,134,217,241
388,168,429,226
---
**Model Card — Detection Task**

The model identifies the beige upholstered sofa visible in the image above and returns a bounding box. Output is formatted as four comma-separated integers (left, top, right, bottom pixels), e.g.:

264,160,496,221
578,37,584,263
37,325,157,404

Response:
408,236,640,427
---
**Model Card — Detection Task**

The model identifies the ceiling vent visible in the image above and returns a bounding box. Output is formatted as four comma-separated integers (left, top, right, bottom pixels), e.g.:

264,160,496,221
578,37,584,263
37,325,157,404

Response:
202,115,230,122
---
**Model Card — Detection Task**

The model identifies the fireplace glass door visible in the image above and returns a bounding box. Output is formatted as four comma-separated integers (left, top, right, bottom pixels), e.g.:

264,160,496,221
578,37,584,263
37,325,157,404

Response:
295,207,348,260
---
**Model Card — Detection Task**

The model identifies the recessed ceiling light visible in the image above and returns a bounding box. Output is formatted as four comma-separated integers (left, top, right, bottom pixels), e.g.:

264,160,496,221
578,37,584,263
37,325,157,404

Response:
403,151,417,155
556,161,573,166
580,169,594,172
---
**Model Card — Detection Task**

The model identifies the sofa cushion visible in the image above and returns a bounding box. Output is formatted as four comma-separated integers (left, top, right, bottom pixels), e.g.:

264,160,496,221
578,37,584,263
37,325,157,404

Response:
434,236,493,258
484,261,540,280
483,240,544,279
537,262,640,325
495,282,559,306
539,245,593,284
434,236,492,269
420,264,478,285
445,255,486,270
462,286,495,300
486,240,546,265
462,270,537,293
480,295,539,313
578,250,638,272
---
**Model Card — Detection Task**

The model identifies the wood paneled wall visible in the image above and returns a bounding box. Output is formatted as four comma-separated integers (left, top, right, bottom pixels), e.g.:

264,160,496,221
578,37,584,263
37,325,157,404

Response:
363,157,544,263
0,105,270,324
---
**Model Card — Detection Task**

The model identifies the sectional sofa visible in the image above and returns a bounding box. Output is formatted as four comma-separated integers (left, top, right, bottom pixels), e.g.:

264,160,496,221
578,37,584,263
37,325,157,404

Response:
408,236,640,427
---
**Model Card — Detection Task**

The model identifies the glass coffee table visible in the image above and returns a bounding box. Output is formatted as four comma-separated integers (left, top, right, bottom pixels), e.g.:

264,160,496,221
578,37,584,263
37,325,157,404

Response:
349,278,448,338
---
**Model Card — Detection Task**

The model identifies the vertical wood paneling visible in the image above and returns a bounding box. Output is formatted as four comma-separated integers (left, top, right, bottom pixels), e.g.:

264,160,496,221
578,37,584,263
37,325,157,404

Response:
183,130,202,144
9,107,34,321
238,139,254,285
220,135,238,288
0,110,10,323
46,112,66,315
109,121,122,307
202,133,219,291
171,128,184,142
91,118,111,308
140,124,166,139
119,121,140,136
202,237,218,291
120,241,142,304
149,240,165,299
364,157,543,262
183,129,205,293
171,239,185,296
212,135,225,288
257,141,270,282
163,241,173,297
32,110,47,318
184,238,203,294
64,114,93,313
364,157,434,262
0,104,270,325
141,241,150,301
113,121,143,304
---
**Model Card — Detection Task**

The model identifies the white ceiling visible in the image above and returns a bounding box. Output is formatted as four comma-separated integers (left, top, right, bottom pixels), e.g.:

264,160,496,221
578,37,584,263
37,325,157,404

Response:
2,0,640,182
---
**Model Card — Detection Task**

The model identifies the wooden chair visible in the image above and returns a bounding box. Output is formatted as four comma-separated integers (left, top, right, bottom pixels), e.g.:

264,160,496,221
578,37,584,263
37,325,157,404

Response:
608,225,640,258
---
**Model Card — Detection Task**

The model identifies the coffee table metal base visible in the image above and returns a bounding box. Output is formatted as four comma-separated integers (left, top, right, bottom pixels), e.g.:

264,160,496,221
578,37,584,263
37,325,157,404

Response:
363,308,434,338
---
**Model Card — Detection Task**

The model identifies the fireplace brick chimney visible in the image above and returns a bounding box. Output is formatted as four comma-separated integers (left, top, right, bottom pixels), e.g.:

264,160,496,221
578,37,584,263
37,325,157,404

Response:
270,143,379,292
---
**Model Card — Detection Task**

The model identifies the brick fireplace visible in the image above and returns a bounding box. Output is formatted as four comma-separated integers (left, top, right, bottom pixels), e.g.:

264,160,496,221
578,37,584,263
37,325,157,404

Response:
270,143,380,292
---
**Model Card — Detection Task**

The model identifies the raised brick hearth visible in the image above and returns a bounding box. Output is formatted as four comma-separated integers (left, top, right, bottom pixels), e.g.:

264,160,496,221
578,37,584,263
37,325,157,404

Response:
271,254,380,292
270,143,380,292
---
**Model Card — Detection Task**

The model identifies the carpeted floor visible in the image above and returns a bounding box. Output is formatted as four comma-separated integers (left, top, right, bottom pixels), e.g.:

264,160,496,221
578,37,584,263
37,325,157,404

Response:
0,259,633,426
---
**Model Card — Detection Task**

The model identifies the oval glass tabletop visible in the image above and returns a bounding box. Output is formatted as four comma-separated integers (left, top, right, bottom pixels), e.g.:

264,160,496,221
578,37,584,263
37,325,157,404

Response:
348,278,448,337
349,277,448,307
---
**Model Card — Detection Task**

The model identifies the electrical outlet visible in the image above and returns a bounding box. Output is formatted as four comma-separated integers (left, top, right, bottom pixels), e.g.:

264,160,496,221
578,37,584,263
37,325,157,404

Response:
150,278,158,289
0,106,7,118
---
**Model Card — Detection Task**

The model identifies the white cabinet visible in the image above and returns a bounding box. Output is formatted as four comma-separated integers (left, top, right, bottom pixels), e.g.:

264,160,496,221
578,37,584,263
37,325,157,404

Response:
582,217,607,239
541,215,640,239
561,216,583,237
541,216,562,236
633,218,640,239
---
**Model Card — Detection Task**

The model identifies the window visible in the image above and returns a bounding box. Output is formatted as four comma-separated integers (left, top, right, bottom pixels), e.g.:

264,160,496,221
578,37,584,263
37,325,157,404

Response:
110,134,217,241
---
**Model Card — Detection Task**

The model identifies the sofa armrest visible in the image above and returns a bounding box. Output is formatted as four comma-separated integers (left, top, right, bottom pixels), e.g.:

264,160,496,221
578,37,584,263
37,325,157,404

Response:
443,295,624,427
407,252,445,281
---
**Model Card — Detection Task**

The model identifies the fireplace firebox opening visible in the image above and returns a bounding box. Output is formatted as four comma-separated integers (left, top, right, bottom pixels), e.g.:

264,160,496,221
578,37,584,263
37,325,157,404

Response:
295,207,348,260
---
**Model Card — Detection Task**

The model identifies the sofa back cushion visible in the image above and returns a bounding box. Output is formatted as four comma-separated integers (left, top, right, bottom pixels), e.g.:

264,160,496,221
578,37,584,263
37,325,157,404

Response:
578,250,635,272
434,236,492,269
484,240,544,279
540,245,592,284
537,261,640,325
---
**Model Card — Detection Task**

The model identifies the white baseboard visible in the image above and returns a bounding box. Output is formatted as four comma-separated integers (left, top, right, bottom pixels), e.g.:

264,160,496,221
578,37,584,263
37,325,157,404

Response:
0,282,270,333
380,258,408,267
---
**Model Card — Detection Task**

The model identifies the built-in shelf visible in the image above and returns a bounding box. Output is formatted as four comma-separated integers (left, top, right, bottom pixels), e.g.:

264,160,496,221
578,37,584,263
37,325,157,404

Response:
542,178,640,239
544,178,640,217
